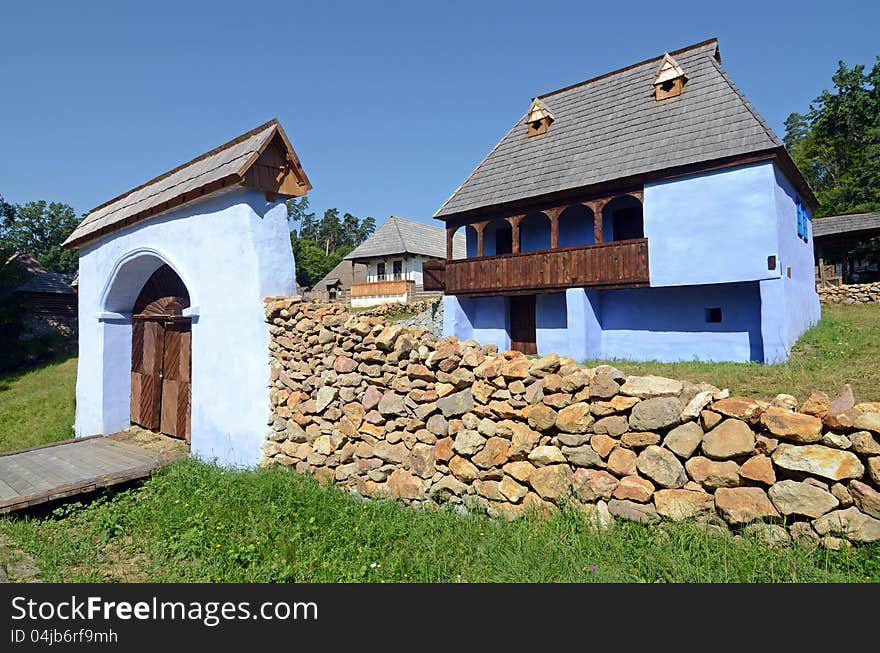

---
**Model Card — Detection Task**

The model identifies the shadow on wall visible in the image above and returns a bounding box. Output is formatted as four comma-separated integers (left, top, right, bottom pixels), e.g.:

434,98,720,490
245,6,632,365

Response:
597,281,764,362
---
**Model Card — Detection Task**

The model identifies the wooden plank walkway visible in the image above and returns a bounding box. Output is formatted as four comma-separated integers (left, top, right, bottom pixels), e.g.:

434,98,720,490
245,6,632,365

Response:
0,435,178,514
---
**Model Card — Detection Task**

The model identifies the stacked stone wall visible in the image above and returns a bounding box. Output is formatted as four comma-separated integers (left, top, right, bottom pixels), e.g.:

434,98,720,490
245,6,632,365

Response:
264,297,880,547
818,282,880,304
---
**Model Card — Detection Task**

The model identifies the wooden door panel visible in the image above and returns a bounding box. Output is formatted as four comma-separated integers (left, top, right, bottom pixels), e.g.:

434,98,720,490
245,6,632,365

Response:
131,371,161,430
160,379,191,441
509,295,537,355
160,320,192,440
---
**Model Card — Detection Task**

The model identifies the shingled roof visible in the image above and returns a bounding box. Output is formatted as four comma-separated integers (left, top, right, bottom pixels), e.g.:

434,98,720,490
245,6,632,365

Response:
344,216,465,261
435,38,814,219
64,119,311,248
813,212,880,238
16,272,77,295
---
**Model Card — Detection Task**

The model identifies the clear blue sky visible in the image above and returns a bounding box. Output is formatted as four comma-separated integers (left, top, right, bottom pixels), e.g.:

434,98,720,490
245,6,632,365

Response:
1,0,877,230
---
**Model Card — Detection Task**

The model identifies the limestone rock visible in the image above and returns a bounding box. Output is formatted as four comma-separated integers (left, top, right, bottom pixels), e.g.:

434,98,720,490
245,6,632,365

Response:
589,374,620,400
378,391,408,417
681,391,714,421
581,500,614,531
607,499,659,524
821,432,853,450
407,443,436,479
831,482,854,508
772,444,865,481
452,430,486,456
472,437,510,469
527,403,558,432
743,523,791,548
853,412,880,434
572,469,619,501
619,375,683,398
528,445,567,466
388,469,423,499
503,461,535,483
375,325,403,350
607,447,638,477
812,507,880,542
612,475,655,502
714,487,780,525
654,489,714,522
848,480,880,519
449,455,479,482
555,403,593,433
507,422,542,460
702,419,755,460
663,422,704,459
499,475,529,503
629,397,682,431
870,457,880,484
800,390,831,417
711,397,762,421
590,434,617,459
560,444,601,468
593,415,629,437
701,410,723,431
636,445,687,488
849,431,880,456
430,475,469,499
315,386,338,412
759,407,824,443
437,389,474,418
621,432,661,449
426,414,449,437
768,480,839,518
789,522,820,550
591,395,640,416
739,454,776,485
685,457,741,489
528,465,573,502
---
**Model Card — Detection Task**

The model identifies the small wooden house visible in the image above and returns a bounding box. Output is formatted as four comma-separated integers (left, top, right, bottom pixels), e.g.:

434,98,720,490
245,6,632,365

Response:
63,119,310,466
813,212,880,286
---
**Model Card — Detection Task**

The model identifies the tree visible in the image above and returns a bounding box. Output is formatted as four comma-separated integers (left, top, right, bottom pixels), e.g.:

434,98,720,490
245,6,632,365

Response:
357,216,376,243
0,200,80,273
340,212,360,249
317,208,342,255
0,194,15,262
784,57,880,217
286,196,317,241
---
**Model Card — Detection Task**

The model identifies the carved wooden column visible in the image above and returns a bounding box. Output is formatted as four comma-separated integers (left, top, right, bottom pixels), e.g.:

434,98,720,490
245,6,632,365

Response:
507,215,525,254
545,207,564,249
446,227,455,261
473,221,489,257
586,199,608,243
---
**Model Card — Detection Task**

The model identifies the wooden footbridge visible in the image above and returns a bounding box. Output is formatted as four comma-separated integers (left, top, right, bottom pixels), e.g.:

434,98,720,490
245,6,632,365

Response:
0,435,180,514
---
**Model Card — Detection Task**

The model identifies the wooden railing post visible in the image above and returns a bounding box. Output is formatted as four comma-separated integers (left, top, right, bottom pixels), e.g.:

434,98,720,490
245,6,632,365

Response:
446,226,455,261
546,207,563,249
508,215,525,253
586,199,608,243
473,221,489,257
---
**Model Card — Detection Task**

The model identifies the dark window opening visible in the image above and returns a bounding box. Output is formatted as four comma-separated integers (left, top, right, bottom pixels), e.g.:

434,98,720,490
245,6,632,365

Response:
531,121,543,131
612,206,644,240
705,307,722,323
393,260,403,279
768,255,777,271
661,80,675,92
376,262,385,280
495,225,513,255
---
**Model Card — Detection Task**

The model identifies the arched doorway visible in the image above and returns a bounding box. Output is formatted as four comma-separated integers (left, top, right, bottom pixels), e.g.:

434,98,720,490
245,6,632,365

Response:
130,264,192,442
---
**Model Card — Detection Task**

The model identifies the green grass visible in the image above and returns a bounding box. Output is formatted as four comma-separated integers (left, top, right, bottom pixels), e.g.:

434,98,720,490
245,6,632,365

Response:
0,356,77,453
1,459,877,582
586,303,880,402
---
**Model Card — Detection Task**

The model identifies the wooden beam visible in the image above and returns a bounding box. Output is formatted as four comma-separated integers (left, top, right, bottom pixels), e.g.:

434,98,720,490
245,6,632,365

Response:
473,221,489,258
545,207,564,249
446,227,455,261
586,199,608,243
507,215,525,254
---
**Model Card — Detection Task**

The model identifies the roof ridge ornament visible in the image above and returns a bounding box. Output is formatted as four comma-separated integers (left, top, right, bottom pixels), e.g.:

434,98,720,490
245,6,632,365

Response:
525,98,554,137
653,53,687,100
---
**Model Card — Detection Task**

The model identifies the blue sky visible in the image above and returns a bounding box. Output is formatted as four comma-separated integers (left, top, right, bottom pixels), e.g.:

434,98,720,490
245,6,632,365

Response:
1,0,877,229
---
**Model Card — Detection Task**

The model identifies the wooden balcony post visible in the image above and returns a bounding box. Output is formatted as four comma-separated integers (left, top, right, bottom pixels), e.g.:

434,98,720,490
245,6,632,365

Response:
587,199,608,243
508,215,524,253
546,206,563,249
446,226,455,261
473,221,489,257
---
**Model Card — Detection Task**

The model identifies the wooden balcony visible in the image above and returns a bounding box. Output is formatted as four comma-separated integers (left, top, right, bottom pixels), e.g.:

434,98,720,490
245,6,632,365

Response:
424,239,649,295
350,279,415,299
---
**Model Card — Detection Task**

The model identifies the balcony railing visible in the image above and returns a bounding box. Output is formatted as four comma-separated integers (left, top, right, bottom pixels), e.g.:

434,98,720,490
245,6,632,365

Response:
350,279,415,298
423,239,649,295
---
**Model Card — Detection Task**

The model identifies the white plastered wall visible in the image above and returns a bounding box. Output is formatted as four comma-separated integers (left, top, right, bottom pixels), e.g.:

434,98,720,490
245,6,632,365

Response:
75,187,295,467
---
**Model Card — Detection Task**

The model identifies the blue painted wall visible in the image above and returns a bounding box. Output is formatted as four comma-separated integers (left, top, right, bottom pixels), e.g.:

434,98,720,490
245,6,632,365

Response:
598,282,764,362
521,214,551,252
535,292,567,353
465,226,478,258
558,208,595,248
443,295,510,351
644,162,779,287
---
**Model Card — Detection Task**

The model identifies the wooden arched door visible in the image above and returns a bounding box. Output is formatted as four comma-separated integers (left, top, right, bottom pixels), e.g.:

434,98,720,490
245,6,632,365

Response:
130,264,192,442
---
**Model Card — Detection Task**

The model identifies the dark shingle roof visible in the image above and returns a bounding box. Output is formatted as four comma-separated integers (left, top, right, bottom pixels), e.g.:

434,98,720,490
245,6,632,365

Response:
345,216,465,261
813,212,880,238
16,272,77,295
435,39,791,218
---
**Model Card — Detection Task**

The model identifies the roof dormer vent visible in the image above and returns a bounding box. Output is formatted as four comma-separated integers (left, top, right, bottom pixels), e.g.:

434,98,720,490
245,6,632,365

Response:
653,53,687,100
525,98,554,137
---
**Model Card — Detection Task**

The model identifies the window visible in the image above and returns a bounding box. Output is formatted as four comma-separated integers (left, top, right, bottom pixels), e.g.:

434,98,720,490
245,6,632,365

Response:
376,262,385,280
393,260,403,280
705,307,722,323
796,198,810,243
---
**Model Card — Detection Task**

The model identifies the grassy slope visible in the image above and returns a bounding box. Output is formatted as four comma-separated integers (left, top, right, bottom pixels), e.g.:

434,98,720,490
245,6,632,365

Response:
2,460,878,582
586,303,880,402
0,356,77,453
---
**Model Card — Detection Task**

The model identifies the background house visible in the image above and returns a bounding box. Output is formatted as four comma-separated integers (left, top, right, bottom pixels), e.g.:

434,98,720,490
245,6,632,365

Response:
313,215,464,307
813,212,880,286
429,39,820,364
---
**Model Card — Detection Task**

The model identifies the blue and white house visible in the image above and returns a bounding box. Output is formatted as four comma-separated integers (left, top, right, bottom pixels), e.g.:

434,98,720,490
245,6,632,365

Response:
428,39,820,364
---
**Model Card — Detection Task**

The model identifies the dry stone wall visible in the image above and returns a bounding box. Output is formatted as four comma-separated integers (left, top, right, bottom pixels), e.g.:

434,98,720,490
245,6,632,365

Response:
264,297,880,548
818,282,880,304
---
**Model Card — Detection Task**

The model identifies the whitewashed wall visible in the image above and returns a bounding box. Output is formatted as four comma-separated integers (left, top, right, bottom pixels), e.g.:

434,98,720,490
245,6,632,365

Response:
75,187,295,467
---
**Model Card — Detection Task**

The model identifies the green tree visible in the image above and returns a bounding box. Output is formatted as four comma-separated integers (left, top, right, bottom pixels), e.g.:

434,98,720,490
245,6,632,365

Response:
357,215,376,243
317,208,342,255
286,196,317,241
784,57,880,217
0,200,80,273
0,195,15,262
